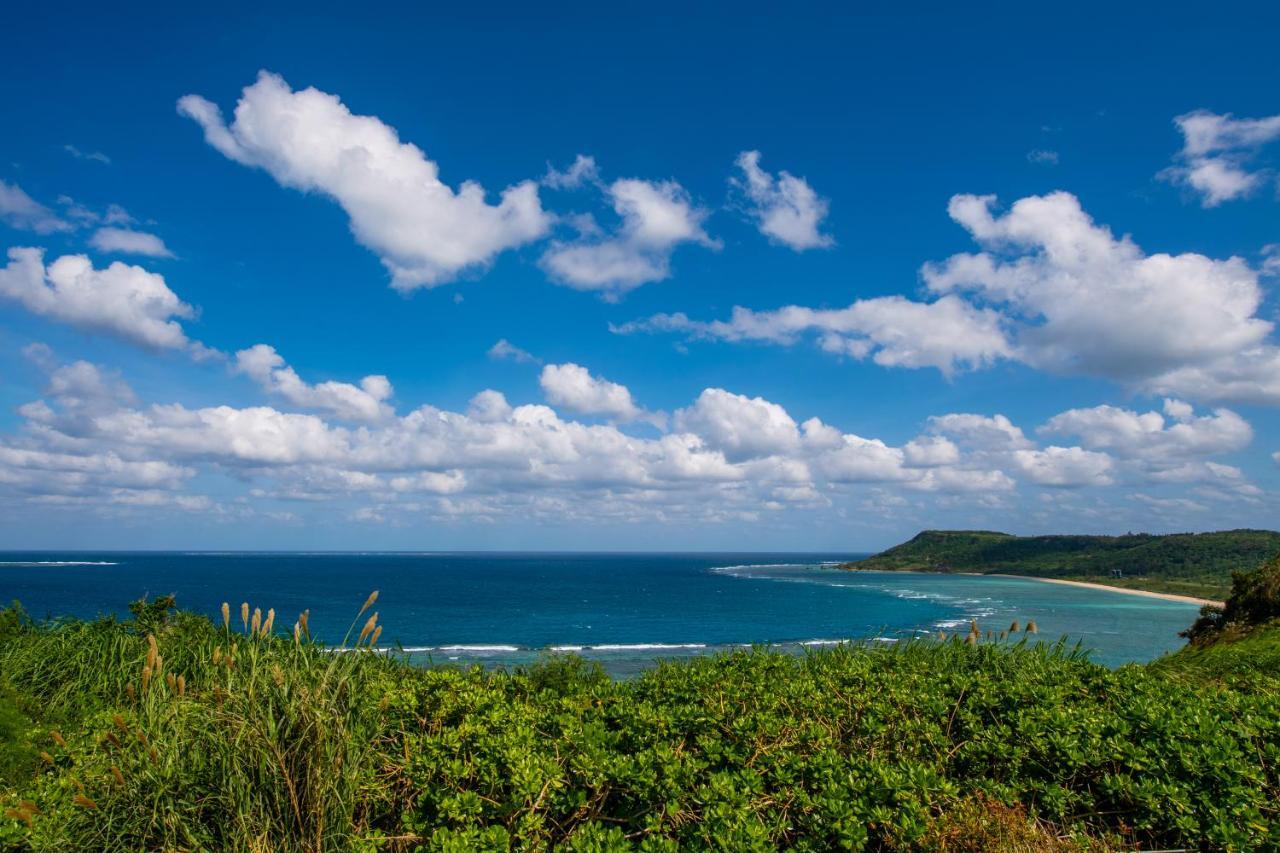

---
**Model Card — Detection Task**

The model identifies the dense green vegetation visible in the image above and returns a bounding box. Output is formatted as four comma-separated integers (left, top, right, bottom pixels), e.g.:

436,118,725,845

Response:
2,589,1279,851
843,528,1280,599
1183,551,1280,647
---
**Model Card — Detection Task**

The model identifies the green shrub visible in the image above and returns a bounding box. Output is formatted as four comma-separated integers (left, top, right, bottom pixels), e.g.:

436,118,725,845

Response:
1183,552,1280,644
1,602,1278,850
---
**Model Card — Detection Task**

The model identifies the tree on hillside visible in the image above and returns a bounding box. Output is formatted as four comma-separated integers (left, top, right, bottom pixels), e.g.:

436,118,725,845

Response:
1183,553,1280,644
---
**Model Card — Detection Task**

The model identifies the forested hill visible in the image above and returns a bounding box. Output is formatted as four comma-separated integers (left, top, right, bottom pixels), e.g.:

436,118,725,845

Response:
842,529,1280,599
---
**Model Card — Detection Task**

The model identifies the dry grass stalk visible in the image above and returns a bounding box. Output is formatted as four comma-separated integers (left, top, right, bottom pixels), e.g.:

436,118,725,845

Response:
241,602,250,631
4,807,34,826
1026,620,1038,633
262,608,275,637
250,608,262,637
358,613,378,645
221,601,231,630
110,765,125,786
72,795,98,810
370,625,383,647
360,590,379,616
50,730,67,749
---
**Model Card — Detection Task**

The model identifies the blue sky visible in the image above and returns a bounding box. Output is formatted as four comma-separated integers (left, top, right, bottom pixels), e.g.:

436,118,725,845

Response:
2,1,1279,550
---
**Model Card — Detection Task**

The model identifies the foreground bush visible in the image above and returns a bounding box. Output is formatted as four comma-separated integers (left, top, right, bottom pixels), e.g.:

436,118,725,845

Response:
1,597,1278,850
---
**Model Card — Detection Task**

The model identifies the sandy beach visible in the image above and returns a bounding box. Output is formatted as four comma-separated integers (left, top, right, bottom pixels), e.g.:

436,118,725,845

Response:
990,574,1223,608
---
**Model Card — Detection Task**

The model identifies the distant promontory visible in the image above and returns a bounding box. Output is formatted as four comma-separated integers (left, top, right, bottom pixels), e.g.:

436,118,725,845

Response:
840,529,1280,600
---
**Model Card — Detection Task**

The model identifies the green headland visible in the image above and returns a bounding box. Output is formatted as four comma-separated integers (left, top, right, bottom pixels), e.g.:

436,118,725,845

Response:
841,528,1280,600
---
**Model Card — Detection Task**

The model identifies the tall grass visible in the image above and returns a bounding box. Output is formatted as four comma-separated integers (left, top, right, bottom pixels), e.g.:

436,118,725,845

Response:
1,596,402,851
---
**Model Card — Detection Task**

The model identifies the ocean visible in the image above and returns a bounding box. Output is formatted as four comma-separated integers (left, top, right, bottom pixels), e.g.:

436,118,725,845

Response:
0,552,1202,675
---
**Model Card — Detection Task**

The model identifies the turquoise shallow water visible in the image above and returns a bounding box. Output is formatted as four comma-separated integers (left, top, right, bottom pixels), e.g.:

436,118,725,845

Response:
0,552,1201,675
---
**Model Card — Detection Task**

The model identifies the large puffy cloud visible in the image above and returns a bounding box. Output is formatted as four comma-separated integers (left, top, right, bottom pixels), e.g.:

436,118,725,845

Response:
178,71,551,290
539,363,645,422
234,344,393,421
674,389,801,462
924,192,1270,381
0,248,196,350
1040,399,1252,462
1160,110,1280,206
614,294,1011,376
540,174,717,297
0,181,72,234
731,151,832,250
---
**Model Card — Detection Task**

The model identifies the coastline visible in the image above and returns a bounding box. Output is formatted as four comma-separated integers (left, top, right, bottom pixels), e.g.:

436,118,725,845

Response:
841,565,1224,607
987,573,1223,607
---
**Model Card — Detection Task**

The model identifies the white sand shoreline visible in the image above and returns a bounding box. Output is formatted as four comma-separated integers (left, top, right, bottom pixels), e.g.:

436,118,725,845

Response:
842,566,1223,607
986,574,1222,607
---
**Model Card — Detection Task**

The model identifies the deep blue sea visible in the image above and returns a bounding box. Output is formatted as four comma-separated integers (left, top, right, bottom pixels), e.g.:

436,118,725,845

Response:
0,552,1202,675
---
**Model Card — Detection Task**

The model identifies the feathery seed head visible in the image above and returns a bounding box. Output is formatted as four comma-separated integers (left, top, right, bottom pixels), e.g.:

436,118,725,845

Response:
360,590,379,615
110,765,125,786
1026,620,1038,633
72,795,98,810
262,608,275,637
221,601,231,629
241,602,249,630
358,612,378,644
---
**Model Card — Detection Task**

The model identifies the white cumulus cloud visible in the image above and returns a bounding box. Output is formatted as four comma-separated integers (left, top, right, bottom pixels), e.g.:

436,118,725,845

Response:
0,248,195,350
234,344,393,421
731,150,832,250
539,362,646,422
178,71,551,290
1160,109,1280,206
540,175,717,297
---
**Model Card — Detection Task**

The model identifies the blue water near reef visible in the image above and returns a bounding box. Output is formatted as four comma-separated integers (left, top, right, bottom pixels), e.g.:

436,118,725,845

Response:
0,552,1202,675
